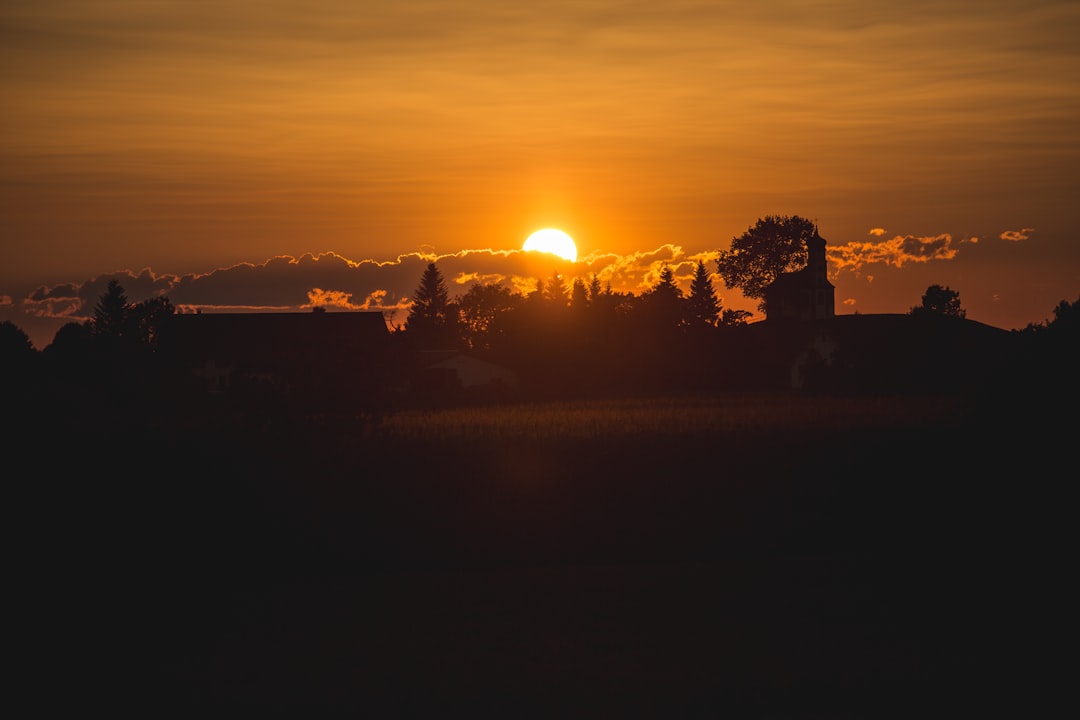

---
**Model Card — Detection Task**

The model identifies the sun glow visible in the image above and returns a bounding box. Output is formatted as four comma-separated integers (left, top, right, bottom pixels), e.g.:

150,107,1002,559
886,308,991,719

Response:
523,228,578,262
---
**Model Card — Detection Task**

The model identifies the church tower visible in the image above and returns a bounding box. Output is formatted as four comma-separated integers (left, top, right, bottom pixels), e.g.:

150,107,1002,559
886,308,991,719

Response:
764,225,835,321
805,225,835,320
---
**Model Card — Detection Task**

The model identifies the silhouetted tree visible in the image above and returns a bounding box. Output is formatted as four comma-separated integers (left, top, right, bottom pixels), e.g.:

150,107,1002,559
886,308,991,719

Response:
542,271,569,307
85,280,175,354
0,320,35,357
46,320,93,356
687,259,720,326
129,295,176,350
639,264,686,333
716,215,817,312
0,321,38,386
1039,296,1079,334
92,279,131,341
570,278,589,311
587,274,603,306
720,308,752,326
0,321,40,405
910,284,965,319
407,262,456,347
457,281,522,351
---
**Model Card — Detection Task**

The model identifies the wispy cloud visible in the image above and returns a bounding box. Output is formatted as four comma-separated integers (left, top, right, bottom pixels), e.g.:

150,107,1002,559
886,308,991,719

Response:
15,221,1027,336
1000,228,1035,242
17,246,739,332
828,233,961,274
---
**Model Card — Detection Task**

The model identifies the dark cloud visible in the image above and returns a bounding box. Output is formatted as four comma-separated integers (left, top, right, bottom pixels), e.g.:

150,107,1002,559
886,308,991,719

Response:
828,233,961,274
15,247,740,338
1,223,1061,349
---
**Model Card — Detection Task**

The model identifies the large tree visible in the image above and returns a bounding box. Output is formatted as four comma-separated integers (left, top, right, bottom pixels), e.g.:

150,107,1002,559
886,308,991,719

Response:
542,271,569,307
0,321,35,356
716,215,817,310
910,284,965,319
687,259,721,326
569,278,589,311
456,281,522,351
92,279,131,340
0,321,38,381
641,264,686,329
129,295,175,349
406,262,456,346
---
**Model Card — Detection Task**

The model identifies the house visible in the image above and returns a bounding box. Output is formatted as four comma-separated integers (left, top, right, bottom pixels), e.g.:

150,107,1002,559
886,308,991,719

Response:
739,312,1014,393
417,351,520,391
765,226,835,321
162,311,395,397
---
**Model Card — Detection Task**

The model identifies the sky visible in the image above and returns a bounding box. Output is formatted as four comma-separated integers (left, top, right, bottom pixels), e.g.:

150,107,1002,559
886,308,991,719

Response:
3,0,1078,349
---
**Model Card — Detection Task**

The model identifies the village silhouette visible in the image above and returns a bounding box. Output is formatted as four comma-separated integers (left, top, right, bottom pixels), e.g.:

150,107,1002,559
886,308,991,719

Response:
4,216,1076,715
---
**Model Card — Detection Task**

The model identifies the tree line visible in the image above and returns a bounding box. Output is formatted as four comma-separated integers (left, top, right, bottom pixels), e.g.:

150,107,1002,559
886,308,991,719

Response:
1,214,1077,405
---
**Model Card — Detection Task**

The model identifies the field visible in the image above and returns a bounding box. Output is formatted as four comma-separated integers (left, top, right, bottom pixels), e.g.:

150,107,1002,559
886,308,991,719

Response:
33,390,1066,715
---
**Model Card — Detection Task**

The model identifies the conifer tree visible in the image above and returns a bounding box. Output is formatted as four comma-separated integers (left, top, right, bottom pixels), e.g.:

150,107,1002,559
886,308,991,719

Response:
92,279,131,340
407,262,456,346
587,274,603,306
543,271,569,307
570,278,589,310
687,259,721,326
643,264,685,328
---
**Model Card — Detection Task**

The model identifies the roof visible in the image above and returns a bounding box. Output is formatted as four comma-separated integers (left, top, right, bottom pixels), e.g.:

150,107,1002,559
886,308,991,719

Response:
164,311,391,364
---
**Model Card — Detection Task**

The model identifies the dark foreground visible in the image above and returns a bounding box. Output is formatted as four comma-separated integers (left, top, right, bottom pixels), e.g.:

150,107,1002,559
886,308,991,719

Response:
20,390,1071,716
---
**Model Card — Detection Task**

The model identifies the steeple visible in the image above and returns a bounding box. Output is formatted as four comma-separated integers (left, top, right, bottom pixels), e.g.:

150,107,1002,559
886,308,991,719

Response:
764,223,835,321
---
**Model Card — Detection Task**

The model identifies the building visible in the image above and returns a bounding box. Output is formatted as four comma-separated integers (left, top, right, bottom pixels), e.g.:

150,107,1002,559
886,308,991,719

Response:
419,351,520,391
764,226,835,321
163,311,394,396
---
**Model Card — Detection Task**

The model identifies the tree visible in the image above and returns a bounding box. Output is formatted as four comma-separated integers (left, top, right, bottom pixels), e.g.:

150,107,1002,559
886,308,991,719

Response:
1049,296,1079,331
641,264,686,329
406,262,456,347
587,274,603,306
456,281,522,351
720,308,752,327
46,321,93,356
0,321,38,380
542,271,569,307
0,321,35,356
910,284,965,319
687,259,720,326
87,280,175,352
92,279,131,340
716,215,817,311
570,278,589,311
129,295,175,350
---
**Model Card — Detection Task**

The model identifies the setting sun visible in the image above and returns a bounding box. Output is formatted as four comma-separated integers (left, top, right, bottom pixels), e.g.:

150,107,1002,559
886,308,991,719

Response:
523,229,577,262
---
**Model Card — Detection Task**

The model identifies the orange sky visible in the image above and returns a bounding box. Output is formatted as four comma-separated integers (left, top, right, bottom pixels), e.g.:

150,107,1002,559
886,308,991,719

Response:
2,1,1078,349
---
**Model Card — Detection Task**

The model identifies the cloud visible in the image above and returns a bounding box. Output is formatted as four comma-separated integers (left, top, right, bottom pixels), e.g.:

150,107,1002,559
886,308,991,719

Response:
14,246,743,335
828,233,960,274
1000,228,1034,242
869,228,887,237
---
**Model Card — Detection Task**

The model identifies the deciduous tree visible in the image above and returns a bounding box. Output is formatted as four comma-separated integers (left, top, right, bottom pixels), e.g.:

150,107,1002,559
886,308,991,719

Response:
910,284,965,319
456,281,521,351
716,215,817,311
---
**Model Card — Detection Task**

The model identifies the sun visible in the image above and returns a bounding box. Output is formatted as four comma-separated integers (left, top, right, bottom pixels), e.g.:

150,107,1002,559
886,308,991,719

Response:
523,228,578,262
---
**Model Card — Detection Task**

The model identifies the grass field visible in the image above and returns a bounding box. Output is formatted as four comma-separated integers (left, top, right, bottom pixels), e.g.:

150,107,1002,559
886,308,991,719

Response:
33,390,1067,715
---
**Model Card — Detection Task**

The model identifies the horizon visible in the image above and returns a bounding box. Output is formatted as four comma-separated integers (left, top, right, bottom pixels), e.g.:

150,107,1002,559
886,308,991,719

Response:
3,2,1078,348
